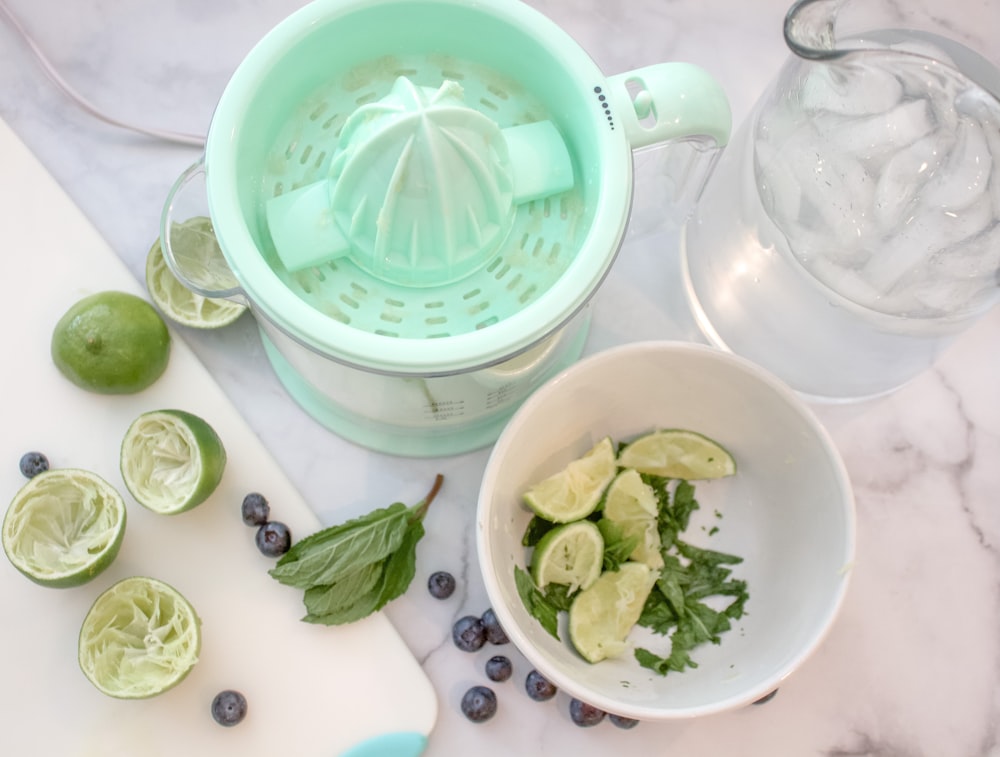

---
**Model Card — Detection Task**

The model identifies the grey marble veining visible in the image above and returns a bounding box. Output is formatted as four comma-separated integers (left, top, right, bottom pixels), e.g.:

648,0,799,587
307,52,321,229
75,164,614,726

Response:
0,0,997,755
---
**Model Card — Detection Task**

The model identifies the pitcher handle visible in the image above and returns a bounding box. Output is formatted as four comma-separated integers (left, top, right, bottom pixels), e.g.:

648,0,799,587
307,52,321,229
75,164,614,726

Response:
160,159,246,302
606,62,732,150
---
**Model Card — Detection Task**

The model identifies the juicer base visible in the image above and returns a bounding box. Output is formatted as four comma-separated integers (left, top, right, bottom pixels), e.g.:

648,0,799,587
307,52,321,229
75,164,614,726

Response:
261,335,524,457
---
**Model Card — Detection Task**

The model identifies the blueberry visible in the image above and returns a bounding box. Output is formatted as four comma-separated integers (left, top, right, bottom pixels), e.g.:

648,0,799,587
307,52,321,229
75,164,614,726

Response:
752,688,779,705
460,685,497,723
608,713,640,729
18,451,49,479
451,615,487,652
427,571,456,599
255,521,291,557
569,698,606,727
481,607,509,645
211,689,248,726
524,669,557,701
484,655,512,683
241,492,270,526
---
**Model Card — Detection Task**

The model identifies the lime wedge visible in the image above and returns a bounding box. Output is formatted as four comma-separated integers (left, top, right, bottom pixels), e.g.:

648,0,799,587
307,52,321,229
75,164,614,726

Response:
602,468,663,570
523,437,617,523
120,409,227,515
2,469,127,588
146,217,246,329
617,429,736,480
78,576,201,699
530,519,604,593
568,561,656,664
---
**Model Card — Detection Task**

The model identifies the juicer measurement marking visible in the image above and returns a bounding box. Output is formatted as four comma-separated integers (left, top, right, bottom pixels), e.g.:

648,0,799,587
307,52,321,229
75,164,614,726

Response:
485,383,517,410
422,398,466,422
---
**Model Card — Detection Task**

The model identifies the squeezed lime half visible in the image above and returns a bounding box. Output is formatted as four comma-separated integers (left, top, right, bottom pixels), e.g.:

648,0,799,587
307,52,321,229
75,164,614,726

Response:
568,561,657,664
120,409,227,515
145,218,246,329
523,437,617,523
78,576,201,699
617,429,736,480
530,519,604,593
2,469,127,588
602,468,664,570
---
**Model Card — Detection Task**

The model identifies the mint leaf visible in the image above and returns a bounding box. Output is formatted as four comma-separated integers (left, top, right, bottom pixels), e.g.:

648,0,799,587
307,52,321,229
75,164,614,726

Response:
270,475,443,626
679,597,732,646
514,566,560,640
269,502,410,587
301,519,426,626
372,518,425,608
635,644,698,675
597,518,640,571
654,556,688,616
671,480,700,532
303,575,381,626
521,515,557,547
637,584,680,634
632,481,750,677
301,561,383,618
650,476,701,551
543,582,576,612
675,539,743,567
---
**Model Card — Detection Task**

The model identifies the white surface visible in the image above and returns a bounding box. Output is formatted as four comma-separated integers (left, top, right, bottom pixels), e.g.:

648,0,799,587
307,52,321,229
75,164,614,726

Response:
0,1,998,755
478,342,855,720
0,118,436,756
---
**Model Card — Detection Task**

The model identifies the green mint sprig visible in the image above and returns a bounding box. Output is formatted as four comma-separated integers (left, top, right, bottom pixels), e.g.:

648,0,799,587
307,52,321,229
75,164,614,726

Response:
269,474,444,625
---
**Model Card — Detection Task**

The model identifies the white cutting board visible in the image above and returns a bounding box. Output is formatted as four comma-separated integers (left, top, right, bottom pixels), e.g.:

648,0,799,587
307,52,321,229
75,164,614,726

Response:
0,118,437,756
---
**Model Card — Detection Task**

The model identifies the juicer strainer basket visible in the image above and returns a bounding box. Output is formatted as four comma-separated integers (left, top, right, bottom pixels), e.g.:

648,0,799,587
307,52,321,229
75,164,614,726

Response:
259,58,581,340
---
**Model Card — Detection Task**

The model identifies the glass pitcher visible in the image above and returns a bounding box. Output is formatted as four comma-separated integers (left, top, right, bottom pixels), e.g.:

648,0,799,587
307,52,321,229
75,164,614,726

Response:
681,0,1000,400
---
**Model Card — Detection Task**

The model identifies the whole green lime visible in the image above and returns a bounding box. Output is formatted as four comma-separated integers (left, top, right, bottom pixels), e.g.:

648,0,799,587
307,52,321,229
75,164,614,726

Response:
51,291,171,394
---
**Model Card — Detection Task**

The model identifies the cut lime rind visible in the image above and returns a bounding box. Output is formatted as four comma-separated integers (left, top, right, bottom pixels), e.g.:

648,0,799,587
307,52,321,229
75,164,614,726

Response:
530,519,604,593
51,291,171,395
568,561,657,664
146,217,246,329
2,469,127,588
602,468,664,570
522,437,617,523
617,429,736,480
79,576,201,699
120,409,227,515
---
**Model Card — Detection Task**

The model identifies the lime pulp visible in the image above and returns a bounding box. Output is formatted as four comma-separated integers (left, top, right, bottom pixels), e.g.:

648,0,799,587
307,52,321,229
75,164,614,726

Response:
530,519,604,593
617,429,736,480
2,469,127,588
568,562,657,664
120,409,227,515
522,437,617,523
78,575,201,699
146,218,246,329
601,468,664,570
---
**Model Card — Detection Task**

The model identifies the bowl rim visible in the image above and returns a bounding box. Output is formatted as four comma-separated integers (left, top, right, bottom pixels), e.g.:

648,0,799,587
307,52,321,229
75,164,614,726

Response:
476,340,857,720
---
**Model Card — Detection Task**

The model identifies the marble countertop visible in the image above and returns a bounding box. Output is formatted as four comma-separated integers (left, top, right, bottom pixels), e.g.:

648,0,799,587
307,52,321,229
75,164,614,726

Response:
1,0,997,755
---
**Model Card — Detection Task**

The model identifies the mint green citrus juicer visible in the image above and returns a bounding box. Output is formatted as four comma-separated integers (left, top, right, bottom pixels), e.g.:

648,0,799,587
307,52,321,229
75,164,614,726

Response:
161,0,732,458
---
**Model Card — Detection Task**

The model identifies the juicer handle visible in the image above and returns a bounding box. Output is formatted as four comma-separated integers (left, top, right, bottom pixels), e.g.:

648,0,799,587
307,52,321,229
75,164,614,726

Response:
606,62,732,150
160,159,247,302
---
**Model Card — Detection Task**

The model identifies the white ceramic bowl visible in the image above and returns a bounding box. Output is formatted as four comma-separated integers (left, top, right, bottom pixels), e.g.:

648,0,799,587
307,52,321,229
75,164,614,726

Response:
476,341,855,720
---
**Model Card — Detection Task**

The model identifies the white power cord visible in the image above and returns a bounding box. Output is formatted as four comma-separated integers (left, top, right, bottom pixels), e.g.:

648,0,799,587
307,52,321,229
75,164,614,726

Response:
0,0,206,147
